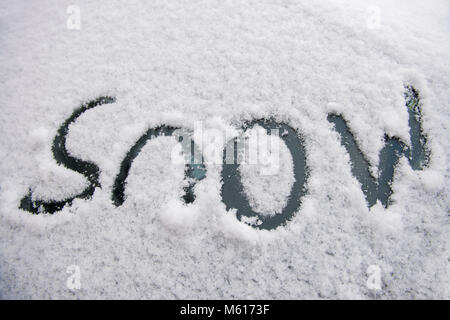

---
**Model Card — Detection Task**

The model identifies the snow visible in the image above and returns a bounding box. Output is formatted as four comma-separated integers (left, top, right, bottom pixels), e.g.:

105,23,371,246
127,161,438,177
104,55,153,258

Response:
0,0,449,299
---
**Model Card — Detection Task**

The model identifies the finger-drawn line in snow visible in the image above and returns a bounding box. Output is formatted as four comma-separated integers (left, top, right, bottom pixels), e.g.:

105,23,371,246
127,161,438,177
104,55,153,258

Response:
327,85,429,207
20,96,116,213
221,119,308,230
112,126,207,206
19,85,429,230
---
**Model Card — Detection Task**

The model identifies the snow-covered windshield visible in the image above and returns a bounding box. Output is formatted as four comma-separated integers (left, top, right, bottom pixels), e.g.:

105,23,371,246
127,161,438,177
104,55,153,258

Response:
0,0,448,299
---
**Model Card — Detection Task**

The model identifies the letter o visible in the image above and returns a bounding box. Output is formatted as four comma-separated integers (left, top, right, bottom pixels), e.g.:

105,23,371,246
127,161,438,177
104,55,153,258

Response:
221,119,308,230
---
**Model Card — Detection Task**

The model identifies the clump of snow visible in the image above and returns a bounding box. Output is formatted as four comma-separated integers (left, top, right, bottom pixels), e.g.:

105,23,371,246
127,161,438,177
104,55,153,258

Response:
159,199,200,230
368,202,404,235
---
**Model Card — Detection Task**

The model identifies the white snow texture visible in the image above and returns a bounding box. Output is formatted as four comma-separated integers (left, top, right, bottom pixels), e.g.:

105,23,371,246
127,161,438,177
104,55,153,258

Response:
0,0,448,299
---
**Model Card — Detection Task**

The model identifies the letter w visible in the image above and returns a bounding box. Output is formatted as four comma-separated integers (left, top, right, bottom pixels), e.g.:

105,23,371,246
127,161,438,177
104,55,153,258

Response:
327,86,430,208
